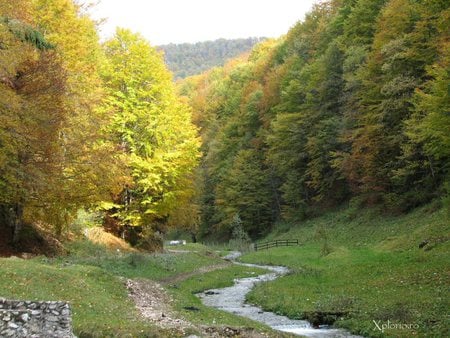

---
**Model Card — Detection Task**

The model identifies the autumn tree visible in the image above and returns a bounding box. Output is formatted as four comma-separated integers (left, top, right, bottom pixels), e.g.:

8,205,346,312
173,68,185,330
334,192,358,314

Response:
101,29,200,245
0,0,68,241
182,0,449,240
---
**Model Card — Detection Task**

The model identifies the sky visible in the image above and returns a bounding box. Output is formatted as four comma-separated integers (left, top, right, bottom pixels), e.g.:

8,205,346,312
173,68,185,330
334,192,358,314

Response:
88,0,318,46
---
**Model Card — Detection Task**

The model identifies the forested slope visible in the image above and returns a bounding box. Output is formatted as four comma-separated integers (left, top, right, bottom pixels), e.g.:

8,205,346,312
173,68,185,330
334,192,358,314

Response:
180,0,450,241
159,37,265,79
0,0,199,252
1,0,449,252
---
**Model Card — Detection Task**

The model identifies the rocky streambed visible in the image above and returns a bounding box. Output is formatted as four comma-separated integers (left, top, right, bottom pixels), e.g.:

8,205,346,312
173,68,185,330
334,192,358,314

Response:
197,252,362,337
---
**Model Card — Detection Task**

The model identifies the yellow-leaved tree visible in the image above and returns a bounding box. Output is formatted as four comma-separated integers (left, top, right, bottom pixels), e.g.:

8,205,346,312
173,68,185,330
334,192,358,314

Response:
0,0,122,242
101,29,200,249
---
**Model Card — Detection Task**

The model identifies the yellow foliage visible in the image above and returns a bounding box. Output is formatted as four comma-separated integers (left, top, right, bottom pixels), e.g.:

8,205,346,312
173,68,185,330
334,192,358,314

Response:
85,227,136,252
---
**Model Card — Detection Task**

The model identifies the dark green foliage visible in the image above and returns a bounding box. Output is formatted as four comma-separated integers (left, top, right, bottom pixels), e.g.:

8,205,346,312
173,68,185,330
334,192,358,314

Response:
159,37,265,79
183,0,450,240
0,16,54,50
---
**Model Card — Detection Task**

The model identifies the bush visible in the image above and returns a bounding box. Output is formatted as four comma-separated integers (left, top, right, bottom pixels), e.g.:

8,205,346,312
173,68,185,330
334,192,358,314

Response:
228,214,252,252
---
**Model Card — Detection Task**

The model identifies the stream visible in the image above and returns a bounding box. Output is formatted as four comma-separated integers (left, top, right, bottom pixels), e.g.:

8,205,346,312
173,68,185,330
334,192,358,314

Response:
197,252,363,337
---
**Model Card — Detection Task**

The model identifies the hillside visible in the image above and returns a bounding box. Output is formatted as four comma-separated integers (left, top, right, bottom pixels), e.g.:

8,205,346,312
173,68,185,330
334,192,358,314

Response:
159,37,265,79
180,0,450,241
241,203,449,337
0,240,275,337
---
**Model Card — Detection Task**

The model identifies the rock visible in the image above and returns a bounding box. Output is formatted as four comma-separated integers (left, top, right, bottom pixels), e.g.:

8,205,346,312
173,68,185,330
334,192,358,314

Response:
7,322,19,329
19,313,30,322
2,329,16,337
46,315,59,322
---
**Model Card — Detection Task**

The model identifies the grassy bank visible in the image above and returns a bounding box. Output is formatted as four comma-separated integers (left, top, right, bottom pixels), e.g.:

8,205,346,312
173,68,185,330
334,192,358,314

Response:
241,205,449,337
168,264,270,328
0,241,272,337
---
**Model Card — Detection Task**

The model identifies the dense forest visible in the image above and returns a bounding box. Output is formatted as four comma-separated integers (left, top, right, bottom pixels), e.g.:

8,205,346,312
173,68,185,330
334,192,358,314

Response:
159,38,265,79
180,0,450,240
0,0,199,250
0,0,449,250
0,1,448,337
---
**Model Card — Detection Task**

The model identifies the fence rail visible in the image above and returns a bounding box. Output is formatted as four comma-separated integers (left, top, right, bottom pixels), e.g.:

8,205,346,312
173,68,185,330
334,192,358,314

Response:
253,239,299,251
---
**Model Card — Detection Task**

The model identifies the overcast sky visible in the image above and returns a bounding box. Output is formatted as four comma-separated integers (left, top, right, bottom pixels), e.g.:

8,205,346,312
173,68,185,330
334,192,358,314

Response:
88,0,318,46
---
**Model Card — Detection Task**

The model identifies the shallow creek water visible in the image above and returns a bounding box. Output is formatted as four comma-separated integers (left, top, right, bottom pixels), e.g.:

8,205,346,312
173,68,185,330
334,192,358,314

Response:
197,252,363,337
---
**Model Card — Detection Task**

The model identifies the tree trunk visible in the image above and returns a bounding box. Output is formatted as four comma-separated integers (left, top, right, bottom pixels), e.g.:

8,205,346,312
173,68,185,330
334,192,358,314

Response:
191,231,197,243
12,203,23,244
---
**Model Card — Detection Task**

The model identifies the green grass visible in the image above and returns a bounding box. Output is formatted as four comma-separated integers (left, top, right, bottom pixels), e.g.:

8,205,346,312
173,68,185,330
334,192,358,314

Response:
164,242,209,251
1,204,447,337
241,205,450,337
0,257,169,337
0,240,281,337
167,264,272,329
58,240,224,281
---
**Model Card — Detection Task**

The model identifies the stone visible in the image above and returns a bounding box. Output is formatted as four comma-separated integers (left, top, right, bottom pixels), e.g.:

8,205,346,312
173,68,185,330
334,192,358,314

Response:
0,299,73,337
19,313,30,322
46,315,59,322
7,322,19,329
3,329,16,337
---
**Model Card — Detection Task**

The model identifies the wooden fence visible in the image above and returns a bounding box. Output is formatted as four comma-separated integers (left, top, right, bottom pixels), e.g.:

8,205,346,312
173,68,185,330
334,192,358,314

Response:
253,239,299,251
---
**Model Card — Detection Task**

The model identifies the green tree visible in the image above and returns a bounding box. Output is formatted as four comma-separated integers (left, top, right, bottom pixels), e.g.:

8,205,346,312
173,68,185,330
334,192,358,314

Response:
102,29,200,239
343,0,449,208
216,149,275,238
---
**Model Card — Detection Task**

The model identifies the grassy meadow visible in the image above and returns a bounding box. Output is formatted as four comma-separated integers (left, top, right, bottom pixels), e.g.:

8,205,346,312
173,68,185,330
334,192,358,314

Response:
0,241,272,337
241,204,449,337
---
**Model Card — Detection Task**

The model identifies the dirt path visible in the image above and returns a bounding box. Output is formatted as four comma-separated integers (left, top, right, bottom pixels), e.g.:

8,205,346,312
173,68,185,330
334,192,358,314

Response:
125,278,194,334
125,264,276,337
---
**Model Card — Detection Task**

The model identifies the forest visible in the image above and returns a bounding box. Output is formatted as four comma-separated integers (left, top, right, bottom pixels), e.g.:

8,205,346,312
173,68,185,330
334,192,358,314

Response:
0,0,199,251
0,0,449,248
159,37,265,79
180,0,450,241
0,1,449,337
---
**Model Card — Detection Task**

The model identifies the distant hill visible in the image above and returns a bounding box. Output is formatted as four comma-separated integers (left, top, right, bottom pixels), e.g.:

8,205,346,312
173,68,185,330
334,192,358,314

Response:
159,37,265,79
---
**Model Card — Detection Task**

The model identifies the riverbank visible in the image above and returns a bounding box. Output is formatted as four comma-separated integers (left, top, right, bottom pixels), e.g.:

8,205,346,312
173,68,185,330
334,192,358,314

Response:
240,204,449,337
198,260,362,337
0,241,279,337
